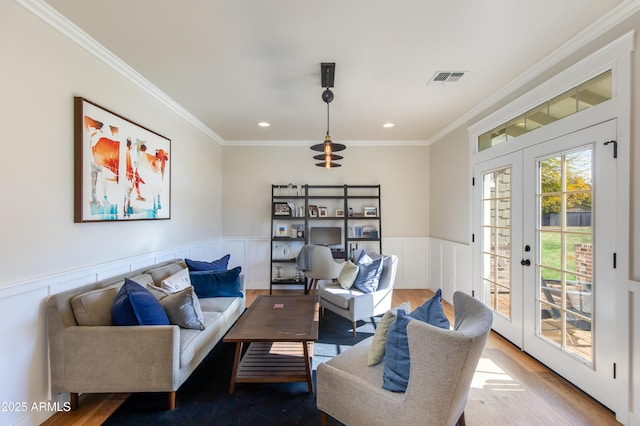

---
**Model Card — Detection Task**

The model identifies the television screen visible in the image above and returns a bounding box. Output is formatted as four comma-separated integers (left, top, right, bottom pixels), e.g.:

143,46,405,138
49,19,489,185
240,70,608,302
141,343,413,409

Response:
310,227,341,246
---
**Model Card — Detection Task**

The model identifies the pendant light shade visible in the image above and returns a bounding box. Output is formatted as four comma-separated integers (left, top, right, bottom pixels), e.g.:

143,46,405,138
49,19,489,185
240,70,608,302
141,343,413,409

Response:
313,153,343,161
312,62,344,169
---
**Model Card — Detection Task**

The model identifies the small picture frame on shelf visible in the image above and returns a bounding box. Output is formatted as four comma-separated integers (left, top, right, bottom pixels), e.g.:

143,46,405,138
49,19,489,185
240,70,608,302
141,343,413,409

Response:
308,205,318,217
318,206,328,217
363,206,377,217
275,224,288,237
335,208,344,217
273,202,291,216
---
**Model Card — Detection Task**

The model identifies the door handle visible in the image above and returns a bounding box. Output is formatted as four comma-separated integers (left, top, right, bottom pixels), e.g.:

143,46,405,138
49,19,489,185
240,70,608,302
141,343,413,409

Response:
520,259,531,266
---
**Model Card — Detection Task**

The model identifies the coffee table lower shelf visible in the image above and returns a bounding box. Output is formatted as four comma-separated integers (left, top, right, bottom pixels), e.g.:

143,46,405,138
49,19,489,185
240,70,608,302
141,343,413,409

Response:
229,341,314,394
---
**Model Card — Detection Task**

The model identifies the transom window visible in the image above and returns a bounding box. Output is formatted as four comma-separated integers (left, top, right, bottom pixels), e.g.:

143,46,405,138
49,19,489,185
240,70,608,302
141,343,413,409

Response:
478,70,611,152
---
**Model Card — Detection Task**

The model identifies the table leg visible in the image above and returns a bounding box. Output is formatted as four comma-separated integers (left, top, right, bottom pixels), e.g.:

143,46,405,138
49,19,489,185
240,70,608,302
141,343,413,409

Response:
303,341,313,394
228,341,243,394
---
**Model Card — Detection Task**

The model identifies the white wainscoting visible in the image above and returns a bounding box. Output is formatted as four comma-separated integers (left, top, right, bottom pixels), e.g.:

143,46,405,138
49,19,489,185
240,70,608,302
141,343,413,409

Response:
222,236,430,290
630,280,640,426
427,237,472,304
0,235,468,425
0,240,222,426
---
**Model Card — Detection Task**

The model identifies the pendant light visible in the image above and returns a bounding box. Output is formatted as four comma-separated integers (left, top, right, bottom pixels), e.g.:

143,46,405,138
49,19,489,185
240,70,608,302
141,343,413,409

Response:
311,63,345,169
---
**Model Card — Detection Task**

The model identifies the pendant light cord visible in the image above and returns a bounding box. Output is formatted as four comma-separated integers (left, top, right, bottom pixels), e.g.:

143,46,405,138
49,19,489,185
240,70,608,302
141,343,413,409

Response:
326,101,330,136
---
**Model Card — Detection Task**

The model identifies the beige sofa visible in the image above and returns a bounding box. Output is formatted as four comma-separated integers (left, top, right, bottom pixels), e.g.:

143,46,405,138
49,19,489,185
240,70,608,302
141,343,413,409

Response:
47,259,245,410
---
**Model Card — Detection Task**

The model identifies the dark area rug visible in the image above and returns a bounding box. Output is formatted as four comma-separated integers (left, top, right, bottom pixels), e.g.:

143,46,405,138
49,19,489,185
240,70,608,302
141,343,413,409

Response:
103,309,380,426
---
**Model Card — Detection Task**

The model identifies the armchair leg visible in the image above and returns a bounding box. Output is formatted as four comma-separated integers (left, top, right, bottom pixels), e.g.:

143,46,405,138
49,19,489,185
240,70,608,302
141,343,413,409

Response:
69,392,78,410
458,411,466,426
352,321,357,337
168,391,176,410
321,411,328,426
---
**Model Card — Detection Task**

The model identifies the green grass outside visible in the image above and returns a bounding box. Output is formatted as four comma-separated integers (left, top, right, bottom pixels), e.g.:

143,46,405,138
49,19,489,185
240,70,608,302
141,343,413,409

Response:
540,226,592,281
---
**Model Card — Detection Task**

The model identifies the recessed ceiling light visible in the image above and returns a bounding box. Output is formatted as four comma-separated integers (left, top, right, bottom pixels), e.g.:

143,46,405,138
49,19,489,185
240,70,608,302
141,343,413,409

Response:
383,123,394,128
258,122,270,127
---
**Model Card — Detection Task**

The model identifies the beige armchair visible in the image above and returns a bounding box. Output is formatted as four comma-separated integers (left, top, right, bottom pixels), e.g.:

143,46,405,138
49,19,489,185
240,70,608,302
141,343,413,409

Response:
318,254,398,337
317,291,493,426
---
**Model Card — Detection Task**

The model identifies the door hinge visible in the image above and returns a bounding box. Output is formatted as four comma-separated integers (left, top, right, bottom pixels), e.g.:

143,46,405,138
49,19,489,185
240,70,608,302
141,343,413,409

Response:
472,290,475,298
613,253,617,269
613,362,617,379
472,234,475,243
604,140,618,158
472,177,475,186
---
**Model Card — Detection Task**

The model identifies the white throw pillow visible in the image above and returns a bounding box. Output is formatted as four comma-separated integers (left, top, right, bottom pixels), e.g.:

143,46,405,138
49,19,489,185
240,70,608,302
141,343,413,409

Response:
338,260,359,289
160,268,192,293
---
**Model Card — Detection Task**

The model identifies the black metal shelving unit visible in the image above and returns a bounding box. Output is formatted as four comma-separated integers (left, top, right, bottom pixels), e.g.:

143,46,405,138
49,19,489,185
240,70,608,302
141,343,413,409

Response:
270,184,381,294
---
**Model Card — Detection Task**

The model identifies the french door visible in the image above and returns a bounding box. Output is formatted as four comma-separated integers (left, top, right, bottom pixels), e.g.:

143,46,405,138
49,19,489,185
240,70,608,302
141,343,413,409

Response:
473,120,617,409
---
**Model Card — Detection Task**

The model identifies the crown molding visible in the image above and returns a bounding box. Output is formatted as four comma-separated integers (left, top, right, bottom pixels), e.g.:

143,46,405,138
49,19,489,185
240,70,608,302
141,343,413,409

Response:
17,0,225,145
425,0,640,146
18,0,640,148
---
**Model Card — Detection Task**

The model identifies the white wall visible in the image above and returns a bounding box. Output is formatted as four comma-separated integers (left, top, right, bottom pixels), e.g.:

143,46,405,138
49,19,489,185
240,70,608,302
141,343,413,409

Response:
221,145,430,238
428,126,470,245
0,3,224,424
221,144,432,289
1,2,224,286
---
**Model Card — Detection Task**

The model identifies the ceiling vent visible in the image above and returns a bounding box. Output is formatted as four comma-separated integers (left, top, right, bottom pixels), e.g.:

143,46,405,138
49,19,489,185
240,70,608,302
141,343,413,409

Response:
429,71,466,85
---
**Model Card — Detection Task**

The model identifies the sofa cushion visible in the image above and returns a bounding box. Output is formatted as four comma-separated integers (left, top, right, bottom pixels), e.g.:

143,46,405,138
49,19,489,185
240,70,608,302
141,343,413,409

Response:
146,283,172,300
159,286,205,330
190,266,243,298
325,336,392,392
185,255,230,272
318,285,365,309
160,268,192,293
111,278,170,326
179,311,224,368
367,301,411,366
71,282,123,326
145,263,185,284
129,273,155,287
352,252,384,293
338,260,359,289
382,289,450,392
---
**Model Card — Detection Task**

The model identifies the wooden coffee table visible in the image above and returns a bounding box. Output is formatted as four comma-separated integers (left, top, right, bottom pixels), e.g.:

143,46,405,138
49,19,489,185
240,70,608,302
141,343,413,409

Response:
224,295,319,394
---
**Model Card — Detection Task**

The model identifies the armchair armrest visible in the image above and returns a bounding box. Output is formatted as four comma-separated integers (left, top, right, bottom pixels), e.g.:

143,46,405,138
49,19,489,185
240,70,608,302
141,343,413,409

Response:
61,325,180,393
350,285,394,318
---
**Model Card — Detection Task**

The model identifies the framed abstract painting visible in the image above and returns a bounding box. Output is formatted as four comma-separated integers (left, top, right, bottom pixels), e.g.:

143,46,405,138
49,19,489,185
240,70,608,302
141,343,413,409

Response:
74,97,171,222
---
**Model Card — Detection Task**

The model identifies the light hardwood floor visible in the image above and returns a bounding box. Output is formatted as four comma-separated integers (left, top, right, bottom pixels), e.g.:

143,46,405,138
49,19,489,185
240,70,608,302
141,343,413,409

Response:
43,289,618,426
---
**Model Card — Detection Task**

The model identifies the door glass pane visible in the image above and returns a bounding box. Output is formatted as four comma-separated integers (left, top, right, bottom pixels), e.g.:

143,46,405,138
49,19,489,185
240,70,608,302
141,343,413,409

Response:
537,147,593,364
481,167,512,319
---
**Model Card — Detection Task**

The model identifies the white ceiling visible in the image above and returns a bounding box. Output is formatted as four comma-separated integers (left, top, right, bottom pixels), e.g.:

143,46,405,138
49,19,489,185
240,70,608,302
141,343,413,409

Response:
42,0,625,144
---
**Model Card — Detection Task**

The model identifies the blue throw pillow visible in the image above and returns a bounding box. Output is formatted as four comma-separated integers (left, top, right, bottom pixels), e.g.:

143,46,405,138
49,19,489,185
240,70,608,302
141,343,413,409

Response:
382,309,413,392
111,278,170,326
410,288,450,329
190,266,243,298
382,289,450,392
185,254,230,272
352,252,384,293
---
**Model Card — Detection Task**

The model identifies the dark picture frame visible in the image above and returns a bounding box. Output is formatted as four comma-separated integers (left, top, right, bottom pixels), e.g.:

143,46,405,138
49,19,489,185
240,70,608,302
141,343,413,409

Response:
273,202,291,216
74,97,171,222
